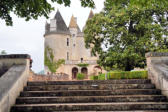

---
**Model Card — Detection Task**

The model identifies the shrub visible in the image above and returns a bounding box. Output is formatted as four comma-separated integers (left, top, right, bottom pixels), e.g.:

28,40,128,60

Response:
128,71,148,79
90,75,98,80
94,70,148,80
77,73,85,80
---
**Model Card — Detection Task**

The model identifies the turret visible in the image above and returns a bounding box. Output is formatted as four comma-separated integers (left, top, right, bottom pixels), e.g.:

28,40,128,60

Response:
69,15,82,37
83,10,94,32
44,10,70,36
88,10,94,19
45,21,50,33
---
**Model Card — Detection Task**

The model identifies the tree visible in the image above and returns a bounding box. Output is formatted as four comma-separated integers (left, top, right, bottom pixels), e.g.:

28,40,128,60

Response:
0,0,95,26
0,50,7,55
84,0,168,71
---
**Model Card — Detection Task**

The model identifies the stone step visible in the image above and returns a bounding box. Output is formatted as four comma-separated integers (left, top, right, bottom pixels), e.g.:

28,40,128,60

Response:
34,111,168,112
20,89,161,97
27,79,151,86
16,95,167,104
24,84,155,91
10,110,168,112
10,102,168,111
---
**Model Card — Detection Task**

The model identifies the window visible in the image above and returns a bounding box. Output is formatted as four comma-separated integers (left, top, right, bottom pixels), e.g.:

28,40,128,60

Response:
67,52,69,60
81,58,83,63
72,34,75,37
67,38,69,46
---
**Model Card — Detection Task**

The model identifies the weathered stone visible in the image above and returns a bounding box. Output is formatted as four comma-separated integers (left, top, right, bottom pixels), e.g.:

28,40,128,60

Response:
24,84,155,91
10,79,168,111
11,102,168,111
0,54,30,112
145,52,168,58
20,89,161,97
16,95,167,104
27,79,151,86
146,52,168,98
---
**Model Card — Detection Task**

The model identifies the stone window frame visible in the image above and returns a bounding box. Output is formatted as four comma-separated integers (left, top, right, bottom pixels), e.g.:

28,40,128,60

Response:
67,38,69,46
67,52,69,60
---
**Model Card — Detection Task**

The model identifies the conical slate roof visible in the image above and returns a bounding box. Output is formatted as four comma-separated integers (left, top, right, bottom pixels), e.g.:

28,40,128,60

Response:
69,15,83,36
82,10,94,32
69,15,78,28
88,10,94,19
53,10,70,34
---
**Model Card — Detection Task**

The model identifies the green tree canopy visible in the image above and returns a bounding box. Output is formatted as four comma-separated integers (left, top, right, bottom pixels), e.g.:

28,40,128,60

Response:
84,0,168,71
0,50,7,55
0,0,95,26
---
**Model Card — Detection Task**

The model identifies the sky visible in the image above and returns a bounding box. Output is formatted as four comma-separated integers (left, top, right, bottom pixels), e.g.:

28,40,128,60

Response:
0,0,105,73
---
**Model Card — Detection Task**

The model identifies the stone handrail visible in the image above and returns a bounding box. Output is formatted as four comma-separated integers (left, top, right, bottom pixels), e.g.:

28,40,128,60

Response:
0,54,30,112
65,60,97,65
146,52,168,98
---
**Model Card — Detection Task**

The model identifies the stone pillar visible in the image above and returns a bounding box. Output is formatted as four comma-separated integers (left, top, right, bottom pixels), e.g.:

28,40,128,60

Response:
146,52,168,98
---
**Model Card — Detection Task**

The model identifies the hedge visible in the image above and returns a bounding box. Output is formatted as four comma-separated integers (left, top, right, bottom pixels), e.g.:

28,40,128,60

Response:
77,73,85,80
90,70,148,80
90,75,98,80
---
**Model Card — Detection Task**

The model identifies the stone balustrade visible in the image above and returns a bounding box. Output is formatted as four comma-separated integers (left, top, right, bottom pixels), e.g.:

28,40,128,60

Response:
0,54,30,112
146,52,168,98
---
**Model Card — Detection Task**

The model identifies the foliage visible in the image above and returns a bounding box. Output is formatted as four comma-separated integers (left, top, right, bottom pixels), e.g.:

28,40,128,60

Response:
1,0,95,26
45,46,65,73
0,50,7,55
77,63,89,67
84,0,168,71
90,75,98,80
77,73,85,80
94,71,148,80
128,71,148,79
90,70,148,80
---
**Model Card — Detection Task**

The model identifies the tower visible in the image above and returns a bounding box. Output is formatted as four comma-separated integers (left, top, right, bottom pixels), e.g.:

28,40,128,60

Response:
44,10,101,80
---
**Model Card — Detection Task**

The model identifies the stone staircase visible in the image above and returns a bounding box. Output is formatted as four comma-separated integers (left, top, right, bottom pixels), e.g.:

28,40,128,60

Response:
10,79,168,111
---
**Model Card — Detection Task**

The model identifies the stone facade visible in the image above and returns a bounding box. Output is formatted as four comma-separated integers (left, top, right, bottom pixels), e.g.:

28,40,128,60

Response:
44,10,102,80
146,52,168,98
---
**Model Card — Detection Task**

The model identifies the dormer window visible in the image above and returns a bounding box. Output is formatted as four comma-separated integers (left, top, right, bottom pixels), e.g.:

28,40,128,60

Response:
50,19,56,31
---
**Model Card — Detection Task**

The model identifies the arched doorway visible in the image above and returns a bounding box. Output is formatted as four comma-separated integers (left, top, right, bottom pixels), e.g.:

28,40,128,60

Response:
81,67,88,79
72,67,78,79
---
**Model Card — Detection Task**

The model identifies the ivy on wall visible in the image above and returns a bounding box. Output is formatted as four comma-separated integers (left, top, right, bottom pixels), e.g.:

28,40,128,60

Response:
44,46,65,73
77,63,89,67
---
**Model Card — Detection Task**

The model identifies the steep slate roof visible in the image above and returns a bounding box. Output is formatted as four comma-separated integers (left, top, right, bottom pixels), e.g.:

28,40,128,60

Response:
69,15,83,37
69,15,78,28
88,10,94,19
53,10,70,34
82,10,94,32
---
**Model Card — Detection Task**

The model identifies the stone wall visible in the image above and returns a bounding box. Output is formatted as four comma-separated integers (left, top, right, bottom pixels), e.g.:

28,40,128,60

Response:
29,71,69,81
0,54,30,112
146,52,168,98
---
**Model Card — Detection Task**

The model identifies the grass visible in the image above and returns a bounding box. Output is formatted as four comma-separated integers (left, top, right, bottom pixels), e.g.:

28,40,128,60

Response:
90,70,148,80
